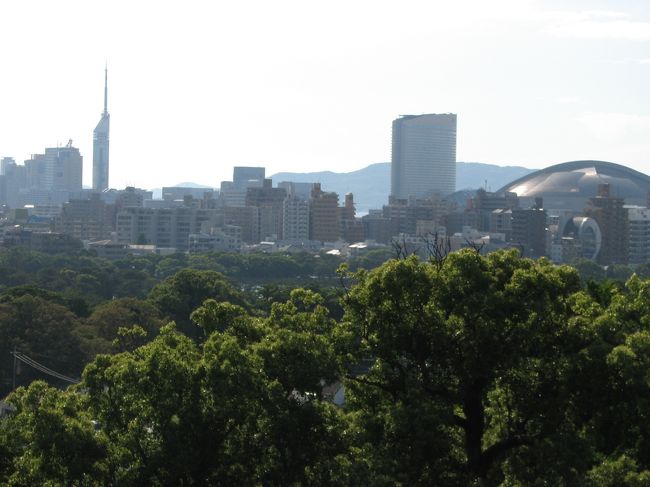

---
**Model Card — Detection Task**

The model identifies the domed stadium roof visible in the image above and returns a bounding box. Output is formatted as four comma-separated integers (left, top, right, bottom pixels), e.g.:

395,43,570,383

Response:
497,160,650,211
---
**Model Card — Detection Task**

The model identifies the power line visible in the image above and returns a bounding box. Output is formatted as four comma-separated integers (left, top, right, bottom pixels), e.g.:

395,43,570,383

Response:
12,351,80,384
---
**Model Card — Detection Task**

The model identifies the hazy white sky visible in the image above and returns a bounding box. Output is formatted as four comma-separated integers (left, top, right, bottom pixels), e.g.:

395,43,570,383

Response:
0,0,649,189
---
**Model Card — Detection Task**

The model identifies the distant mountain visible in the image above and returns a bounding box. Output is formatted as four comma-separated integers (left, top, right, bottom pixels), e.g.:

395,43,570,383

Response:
147,163,536,209
150,182,214,200
457,162,535,192
272,163,390,213
172,182,214,188
272,162,536,212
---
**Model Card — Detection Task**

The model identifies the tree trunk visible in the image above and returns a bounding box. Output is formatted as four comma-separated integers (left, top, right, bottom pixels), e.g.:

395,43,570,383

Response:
463,384,488,481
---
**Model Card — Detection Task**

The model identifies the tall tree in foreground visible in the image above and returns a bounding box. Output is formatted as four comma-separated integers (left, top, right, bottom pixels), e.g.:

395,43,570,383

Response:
339,249,592,484
78,289,348,486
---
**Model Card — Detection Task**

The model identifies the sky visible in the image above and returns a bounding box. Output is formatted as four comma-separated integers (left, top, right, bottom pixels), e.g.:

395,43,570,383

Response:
0,0,649,189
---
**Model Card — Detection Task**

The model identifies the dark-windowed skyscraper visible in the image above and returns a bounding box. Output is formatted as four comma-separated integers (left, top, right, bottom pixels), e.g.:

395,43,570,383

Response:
390,113,457,200
93,67,110,191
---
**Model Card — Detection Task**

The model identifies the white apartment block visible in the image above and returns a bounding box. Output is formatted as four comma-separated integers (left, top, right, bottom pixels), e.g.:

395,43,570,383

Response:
116,207,218,252
283,196,310,241
628,206,650,264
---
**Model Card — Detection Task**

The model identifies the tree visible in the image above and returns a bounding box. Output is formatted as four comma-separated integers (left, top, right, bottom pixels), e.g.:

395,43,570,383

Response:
571,275,650,481
606,264,635,282
82,324,210,485
195,289,349,485
79,298,164,356
348,247,394,271
571,257,606,284
339,250,588,484
147,268,246,338
0,381,108,486
0,295,85,396
80,291,349,486
0,284,90,317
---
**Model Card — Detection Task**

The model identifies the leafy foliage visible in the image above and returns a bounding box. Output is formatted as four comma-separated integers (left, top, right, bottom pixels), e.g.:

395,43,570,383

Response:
0,295,85,396
3,249,650,484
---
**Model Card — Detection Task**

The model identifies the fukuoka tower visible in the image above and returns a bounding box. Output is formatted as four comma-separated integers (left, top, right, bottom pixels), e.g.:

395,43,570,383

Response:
92,67,110,191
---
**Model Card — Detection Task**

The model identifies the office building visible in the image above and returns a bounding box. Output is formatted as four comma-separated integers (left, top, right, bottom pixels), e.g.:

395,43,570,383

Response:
246,179,286,240
22,143,82,194
511,199,547,258
162,187,215,202
362,210,397,244
283,195,310,241
628,207,650,264
93,67,110,191
490,209,513,241
233,167,265,190
220,167,265,207
223,205,259,243
57,193,115,242
340,193,365,243
309,183,340,243
0,159,26,207
13,142,83,206
189,226,242,253
0,157,15,176
391,113,457,200
116,206,218,251
49,145,83,192
383,195,455,237
585,184,628,265
278,181,313,200
279,182,312,242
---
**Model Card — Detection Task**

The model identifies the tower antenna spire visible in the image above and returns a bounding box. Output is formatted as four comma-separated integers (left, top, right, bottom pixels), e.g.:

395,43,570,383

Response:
103,63,108,115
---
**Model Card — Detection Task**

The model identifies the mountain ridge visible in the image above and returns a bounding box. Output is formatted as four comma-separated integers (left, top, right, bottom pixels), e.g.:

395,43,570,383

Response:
152,162,536,211
271,162,536,212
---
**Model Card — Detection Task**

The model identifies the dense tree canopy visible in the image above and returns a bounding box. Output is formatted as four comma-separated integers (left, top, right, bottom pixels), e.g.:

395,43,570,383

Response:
339,250,588,484
3,249,650,485
0,295,85,395
78,298,165,356
147,269,247,338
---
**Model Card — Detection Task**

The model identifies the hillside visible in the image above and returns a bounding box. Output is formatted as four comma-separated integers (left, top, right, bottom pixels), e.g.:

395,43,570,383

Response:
272,162,535,212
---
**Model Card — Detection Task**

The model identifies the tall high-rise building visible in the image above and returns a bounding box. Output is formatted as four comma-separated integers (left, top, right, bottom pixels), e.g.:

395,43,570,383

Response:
22,142,82,199
390,113,457,200
49,143,83,193
93,67,110,191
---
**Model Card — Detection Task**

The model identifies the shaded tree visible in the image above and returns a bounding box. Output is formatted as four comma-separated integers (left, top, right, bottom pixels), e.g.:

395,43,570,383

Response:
148,268,246,338
339,249,587,484
0,295,85,395
79,297,165,356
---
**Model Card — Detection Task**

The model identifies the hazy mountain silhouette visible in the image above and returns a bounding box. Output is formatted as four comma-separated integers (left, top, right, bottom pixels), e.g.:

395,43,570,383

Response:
271,162,535,212
150,182,214,200
151,163,535,210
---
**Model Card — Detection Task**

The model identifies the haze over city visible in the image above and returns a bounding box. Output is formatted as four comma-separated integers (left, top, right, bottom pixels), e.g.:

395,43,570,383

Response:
1,0,649,189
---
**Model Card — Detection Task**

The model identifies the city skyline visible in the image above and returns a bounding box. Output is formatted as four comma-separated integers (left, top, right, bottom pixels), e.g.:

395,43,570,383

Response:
0,0,649,190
